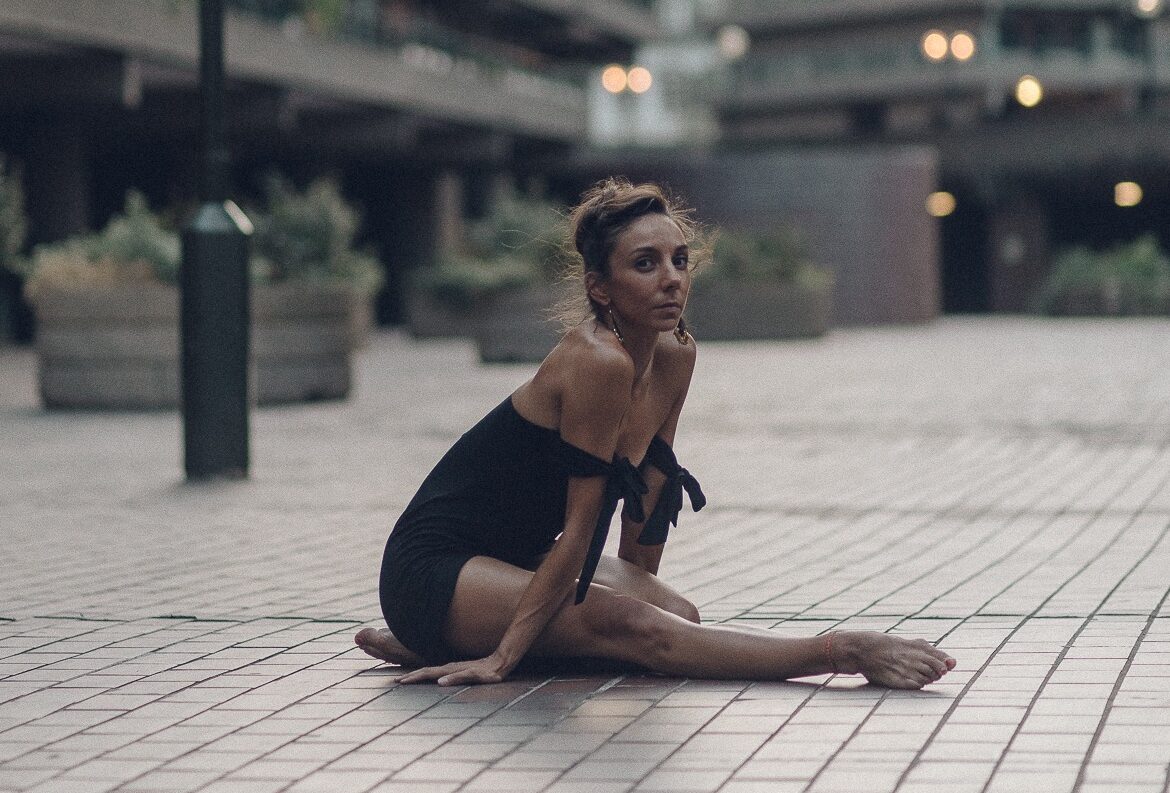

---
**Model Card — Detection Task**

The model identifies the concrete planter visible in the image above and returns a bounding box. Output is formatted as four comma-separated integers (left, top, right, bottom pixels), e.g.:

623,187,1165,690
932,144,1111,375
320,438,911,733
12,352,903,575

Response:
405,290,468,339
684,280,832,340
472,285,563,364
32,282,360,409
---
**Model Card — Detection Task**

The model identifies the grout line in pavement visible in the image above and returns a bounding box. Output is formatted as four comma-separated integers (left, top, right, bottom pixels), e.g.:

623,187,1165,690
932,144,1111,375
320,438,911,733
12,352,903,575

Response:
1071,536,1170,792
719,430,1071,625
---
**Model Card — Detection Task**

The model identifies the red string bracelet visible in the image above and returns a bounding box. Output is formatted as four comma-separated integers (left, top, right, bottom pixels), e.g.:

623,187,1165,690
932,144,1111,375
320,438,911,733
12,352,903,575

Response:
824,631,839,674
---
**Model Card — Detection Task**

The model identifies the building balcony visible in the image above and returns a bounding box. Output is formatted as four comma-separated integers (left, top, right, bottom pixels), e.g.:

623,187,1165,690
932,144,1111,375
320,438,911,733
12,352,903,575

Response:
507,0,660,46
0,0,587,145
720,0,1118,32
719,45,1164,114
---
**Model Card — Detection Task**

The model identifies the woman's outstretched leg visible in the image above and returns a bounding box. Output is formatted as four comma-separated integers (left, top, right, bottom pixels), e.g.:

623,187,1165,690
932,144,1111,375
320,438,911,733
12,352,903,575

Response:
437,556,954,690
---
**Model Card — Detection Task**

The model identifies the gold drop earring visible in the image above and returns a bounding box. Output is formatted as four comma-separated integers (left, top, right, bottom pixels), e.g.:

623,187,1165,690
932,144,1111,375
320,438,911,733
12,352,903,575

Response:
608,309,624,343
674,317,690,345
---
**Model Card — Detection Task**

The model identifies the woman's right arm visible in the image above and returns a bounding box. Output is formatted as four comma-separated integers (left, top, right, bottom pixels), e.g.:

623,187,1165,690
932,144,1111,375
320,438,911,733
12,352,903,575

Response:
398,347,634,686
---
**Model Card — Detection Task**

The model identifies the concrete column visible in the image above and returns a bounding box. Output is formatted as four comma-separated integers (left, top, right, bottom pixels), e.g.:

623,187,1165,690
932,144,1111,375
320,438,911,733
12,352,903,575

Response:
462,169,511,220
987,191,1049,312
24,128,91,244
433,170,464,257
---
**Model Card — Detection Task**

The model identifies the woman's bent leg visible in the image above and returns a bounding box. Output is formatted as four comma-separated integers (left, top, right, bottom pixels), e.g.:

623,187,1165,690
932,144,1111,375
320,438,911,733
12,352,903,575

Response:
583,555,700,623
442,556,955,689
354,628,426,667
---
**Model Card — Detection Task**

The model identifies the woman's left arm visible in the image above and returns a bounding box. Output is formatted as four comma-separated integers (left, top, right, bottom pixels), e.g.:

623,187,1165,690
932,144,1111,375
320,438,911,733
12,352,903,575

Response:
618,339,697,574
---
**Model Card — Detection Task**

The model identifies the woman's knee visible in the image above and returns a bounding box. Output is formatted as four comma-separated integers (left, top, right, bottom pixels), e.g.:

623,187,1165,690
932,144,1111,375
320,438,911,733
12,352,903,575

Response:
581,595,679,664
591,556,699,623
662,594,700,624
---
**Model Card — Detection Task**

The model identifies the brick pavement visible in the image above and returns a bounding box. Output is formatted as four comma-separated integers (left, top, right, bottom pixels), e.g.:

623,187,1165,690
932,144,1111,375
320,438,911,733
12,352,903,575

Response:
1,317,1169,793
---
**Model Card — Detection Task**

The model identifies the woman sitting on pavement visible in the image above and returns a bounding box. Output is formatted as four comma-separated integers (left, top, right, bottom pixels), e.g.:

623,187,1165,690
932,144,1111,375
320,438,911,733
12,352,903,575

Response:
356,178,956,689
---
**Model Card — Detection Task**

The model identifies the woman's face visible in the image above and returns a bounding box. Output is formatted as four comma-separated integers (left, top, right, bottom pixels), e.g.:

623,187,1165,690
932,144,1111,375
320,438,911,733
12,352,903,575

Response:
594,212,690,335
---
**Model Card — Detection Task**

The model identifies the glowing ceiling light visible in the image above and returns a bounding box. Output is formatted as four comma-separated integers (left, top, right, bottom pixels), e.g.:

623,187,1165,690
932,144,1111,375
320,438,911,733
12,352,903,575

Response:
716,25,751,61
926,191,957,217
627,66,653,94
1015,75,1043,107
922,30,949,61
950,31,976,61
601,64,627,93
1135,0,1163,18
1115,181,1143,207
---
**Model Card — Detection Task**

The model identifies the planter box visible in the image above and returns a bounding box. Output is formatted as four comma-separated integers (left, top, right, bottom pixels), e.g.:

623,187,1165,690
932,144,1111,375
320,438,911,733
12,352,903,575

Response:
473,285,563,364
684,280,832,340
32,283,360,409
405,290,468,339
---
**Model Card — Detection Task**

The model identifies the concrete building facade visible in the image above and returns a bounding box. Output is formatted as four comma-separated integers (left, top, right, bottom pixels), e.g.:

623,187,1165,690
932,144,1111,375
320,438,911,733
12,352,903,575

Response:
713,0,1170,312
0,0,656,336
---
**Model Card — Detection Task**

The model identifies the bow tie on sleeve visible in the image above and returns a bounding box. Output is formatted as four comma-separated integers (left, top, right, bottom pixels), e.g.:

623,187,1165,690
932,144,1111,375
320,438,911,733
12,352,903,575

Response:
636,437,706,546
575,456,647,604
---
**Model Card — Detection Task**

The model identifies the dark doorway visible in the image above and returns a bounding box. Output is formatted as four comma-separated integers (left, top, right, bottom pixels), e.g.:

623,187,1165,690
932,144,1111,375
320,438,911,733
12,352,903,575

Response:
940,190,991,313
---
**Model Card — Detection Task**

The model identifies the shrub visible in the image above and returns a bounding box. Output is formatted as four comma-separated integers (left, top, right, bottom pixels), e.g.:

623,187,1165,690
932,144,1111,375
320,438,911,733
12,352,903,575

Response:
412,253,536,312
21,177,384,299
708,227,832,291
252,175,384,297
21,191,178,299
414,191,562,310
1034,235,1170,316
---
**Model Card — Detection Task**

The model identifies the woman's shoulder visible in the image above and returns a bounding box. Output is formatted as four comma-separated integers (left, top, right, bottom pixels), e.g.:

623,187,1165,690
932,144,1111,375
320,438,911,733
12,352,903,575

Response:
555,323,637,384
547,325,636,434
654,329,698,376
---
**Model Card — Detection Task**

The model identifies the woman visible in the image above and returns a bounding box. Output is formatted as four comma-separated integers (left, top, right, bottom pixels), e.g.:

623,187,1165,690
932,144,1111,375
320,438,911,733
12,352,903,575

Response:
356,179,955,689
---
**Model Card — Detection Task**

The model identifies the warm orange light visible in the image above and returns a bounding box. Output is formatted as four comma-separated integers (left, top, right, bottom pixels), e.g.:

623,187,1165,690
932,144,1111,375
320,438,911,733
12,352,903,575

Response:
1016,75,1043,107
926,191,957,217
950,31,976,61
627,66,653,94
922,30,949,61
1115,181,1143,207
1135,0,1162,18
601,64,627,93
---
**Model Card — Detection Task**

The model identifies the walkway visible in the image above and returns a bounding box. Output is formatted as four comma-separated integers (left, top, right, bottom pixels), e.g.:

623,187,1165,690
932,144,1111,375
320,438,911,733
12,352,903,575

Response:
2,317,1169,793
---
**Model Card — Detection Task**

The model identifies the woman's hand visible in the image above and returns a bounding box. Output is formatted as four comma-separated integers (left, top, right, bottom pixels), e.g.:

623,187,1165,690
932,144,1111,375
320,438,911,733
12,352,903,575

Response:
395,654,510,686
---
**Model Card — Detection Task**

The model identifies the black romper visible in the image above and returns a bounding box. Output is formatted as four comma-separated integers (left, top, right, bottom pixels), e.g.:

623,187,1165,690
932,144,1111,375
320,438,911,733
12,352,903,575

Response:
379,395,705,664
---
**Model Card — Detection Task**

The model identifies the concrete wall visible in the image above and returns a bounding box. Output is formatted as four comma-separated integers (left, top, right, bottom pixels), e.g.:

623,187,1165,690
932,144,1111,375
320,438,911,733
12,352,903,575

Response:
684,146,941,325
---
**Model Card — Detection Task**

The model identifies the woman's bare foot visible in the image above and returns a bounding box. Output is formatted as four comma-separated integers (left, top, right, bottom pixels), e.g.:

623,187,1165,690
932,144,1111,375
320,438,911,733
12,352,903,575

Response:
354,627,426,668
834,631,956,690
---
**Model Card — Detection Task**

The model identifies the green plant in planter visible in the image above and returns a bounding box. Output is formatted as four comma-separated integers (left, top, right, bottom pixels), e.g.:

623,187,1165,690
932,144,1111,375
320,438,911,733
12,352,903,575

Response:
252,175,384,298
708,227,832,290
1034,235,1170,316
687,226,834,340
20,178,384,300
20,191,179,299
413,191,562,312
412,253,537,313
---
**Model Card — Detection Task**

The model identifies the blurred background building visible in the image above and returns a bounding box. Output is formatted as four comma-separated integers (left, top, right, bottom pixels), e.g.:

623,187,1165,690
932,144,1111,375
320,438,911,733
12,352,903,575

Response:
1,0,1167,340
710,0,1170,313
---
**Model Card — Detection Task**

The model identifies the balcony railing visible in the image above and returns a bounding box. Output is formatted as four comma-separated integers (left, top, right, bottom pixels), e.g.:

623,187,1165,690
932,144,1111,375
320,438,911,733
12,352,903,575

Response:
724,41,1165,109
227,0,585,99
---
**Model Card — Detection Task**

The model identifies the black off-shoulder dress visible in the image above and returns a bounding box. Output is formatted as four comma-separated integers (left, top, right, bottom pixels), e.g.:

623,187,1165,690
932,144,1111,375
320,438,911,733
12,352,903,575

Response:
379,395,704,664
